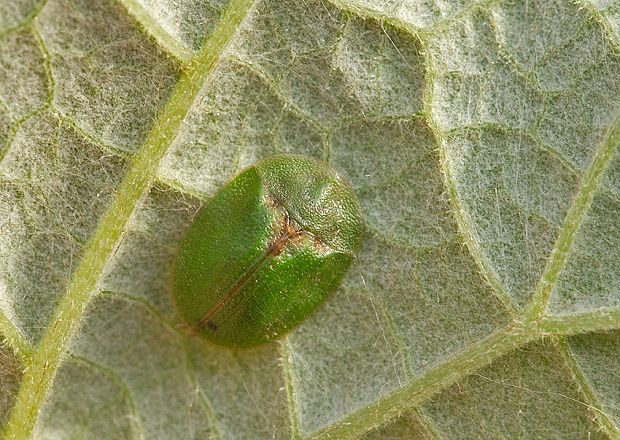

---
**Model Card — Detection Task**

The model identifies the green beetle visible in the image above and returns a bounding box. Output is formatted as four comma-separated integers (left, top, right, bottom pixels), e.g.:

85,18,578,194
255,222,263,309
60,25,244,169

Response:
172,154,363,348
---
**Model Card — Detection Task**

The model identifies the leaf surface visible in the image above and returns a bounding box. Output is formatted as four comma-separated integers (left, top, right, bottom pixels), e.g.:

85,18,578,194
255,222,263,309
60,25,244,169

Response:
1,0,620,438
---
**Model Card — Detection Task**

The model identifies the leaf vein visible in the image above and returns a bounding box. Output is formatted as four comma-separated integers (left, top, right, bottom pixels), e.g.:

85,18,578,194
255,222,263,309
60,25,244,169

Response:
525,112,620,321
1,1,256,437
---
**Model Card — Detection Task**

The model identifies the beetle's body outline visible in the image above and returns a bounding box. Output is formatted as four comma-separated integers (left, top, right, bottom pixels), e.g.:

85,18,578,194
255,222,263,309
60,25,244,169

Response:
172,154,363,347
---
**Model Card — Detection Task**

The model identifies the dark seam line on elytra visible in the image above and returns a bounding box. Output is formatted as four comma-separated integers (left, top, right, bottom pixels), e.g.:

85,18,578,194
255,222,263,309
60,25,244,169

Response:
196,211,311,330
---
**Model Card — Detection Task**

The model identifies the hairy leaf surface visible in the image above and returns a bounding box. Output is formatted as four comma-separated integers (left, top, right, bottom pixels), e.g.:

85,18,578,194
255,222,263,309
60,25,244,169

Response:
1,0,620,438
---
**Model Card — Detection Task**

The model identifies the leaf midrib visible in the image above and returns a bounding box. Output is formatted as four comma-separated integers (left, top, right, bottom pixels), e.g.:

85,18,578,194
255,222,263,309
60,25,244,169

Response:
1,0,256,437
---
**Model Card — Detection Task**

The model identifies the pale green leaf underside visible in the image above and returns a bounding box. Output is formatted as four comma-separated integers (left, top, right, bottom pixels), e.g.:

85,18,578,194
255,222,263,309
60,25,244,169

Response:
1,0,620,439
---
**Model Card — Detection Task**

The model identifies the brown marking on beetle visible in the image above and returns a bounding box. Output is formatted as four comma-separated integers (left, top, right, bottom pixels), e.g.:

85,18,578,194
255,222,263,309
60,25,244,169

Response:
195,206,315,330
312,235,330,253
264,194,280,211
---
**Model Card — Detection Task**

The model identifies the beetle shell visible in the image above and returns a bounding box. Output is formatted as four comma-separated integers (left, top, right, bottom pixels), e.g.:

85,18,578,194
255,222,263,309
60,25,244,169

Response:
172,154,363,347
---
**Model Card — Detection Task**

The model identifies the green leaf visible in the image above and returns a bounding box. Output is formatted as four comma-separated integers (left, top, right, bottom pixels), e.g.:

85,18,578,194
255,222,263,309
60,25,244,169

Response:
1,0,620,438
